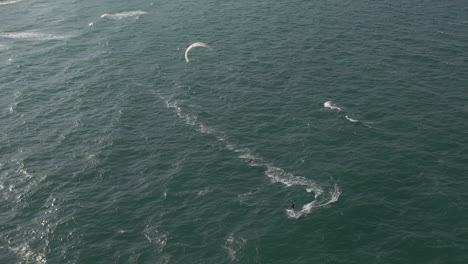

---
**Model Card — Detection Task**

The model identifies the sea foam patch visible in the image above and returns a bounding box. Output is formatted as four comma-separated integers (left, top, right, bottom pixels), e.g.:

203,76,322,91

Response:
8,244,47,264
224,233,246,261
100,11,147,20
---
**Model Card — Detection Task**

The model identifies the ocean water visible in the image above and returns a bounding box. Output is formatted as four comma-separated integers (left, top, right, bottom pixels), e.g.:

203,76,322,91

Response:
1,0,467,263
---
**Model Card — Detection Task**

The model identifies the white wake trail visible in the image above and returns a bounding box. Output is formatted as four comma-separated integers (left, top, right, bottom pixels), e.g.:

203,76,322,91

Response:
345,115,359,123
324,101,370,125
162,97,340,218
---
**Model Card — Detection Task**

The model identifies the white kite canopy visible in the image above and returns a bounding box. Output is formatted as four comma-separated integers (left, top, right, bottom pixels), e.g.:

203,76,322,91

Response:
184,42,212,62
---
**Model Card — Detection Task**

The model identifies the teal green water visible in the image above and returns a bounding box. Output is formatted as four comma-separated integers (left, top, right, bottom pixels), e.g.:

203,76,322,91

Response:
1,0,467,263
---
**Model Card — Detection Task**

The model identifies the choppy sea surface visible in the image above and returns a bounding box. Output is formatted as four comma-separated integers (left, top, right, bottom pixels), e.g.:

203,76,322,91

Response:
1,0,467,263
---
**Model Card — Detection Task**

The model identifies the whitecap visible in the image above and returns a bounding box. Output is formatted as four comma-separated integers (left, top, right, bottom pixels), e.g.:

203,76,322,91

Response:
0,0,22,5
0,32,68,41
196,187,210,197
8,103,16,113
324,101,341,111
100,11,147,20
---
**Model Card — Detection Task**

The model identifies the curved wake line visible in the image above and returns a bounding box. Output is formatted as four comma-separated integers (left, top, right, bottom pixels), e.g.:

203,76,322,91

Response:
100,11,147,20
287,184,341,219
162,97,340,217
324,101,371,126
345,115,359,123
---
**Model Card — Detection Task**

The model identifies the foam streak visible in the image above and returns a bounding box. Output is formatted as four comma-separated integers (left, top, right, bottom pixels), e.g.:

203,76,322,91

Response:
101,11,147,20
